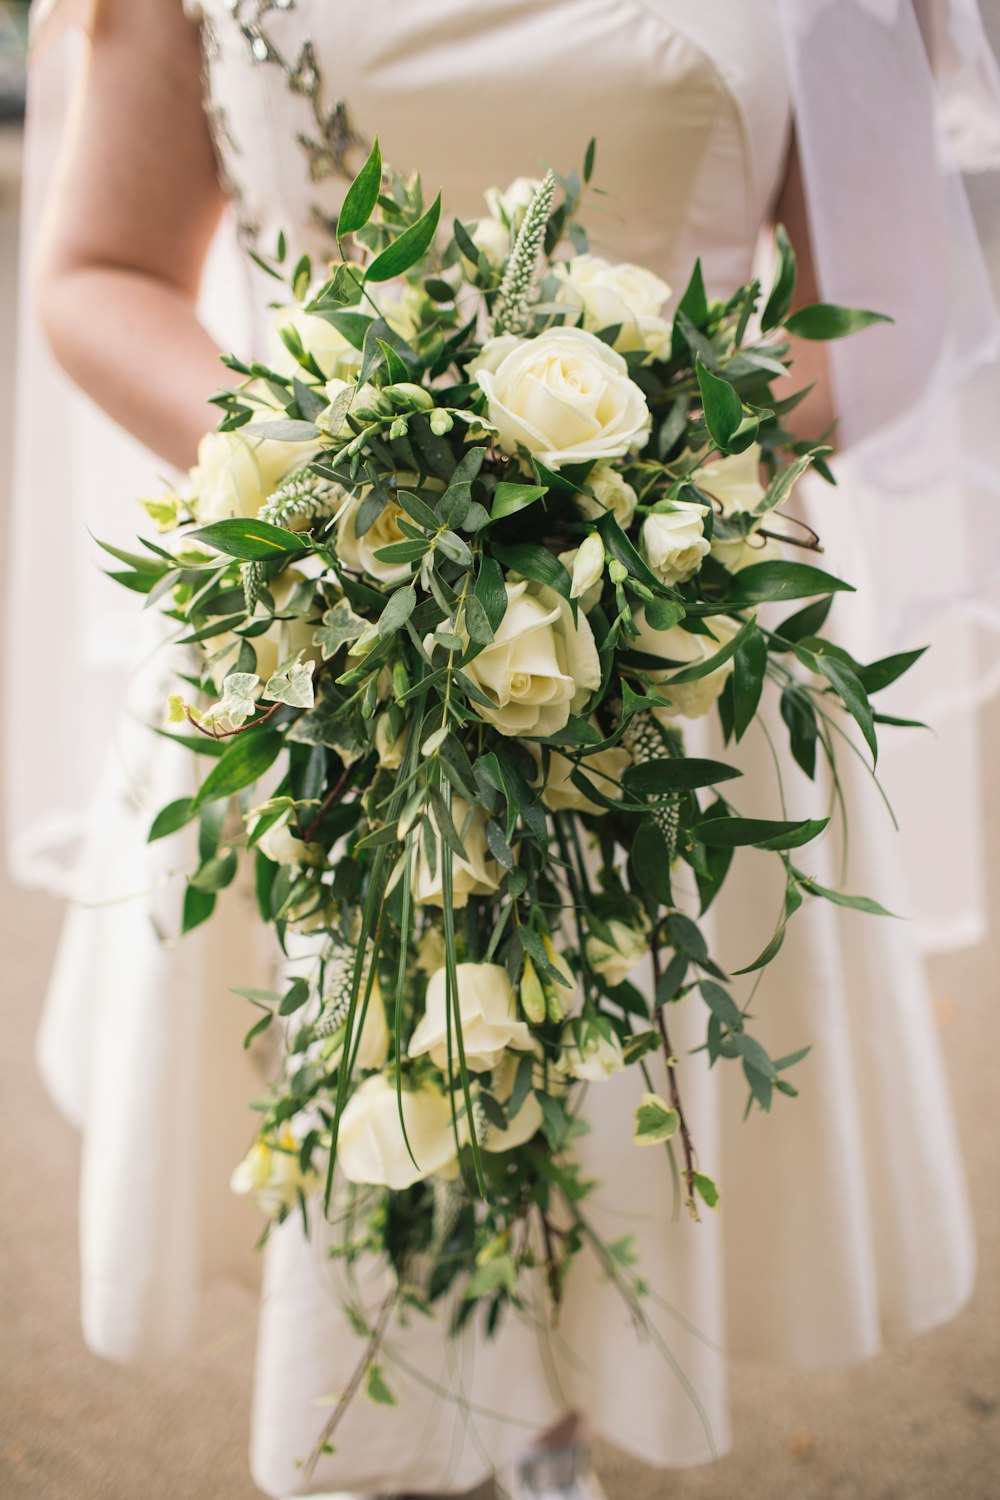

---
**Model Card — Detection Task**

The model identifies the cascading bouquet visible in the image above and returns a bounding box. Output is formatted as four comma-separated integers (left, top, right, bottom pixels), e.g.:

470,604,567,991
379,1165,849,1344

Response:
104,142,920,1459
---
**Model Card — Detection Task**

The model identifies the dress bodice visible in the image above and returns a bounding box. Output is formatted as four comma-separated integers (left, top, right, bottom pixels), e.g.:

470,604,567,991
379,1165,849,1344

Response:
193,0,791,299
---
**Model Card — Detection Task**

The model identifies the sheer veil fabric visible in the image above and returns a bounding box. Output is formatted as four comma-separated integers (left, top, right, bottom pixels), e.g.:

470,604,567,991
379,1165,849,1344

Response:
5,1,998,1492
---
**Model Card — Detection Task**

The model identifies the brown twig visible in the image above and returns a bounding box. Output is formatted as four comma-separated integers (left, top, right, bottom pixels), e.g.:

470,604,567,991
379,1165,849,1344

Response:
302,1288,398,1483
301,765,352,844
182,699,283,740
650,940,699,1219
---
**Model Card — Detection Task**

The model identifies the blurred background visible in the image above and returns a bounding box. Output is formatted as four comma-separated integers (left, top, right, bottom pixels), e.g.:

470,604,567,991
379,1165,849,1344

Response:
0,3,998,1496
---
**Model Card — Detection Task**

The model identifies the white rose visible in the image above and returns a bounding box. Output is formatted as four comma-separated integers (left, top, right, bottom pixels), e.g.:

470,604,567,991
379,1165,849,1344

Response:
576,465,639,529
586,919,649,988
336,494,412,585
341,973,390,1072
337,1074,458,1189
481,1051,544,1151
190,419,317,523
269,303,364,383
484,175,543,228
409,962,534,1073
230,1126,318,1214
461,578,601,738
632,612,740,720
564,1020,625,1082
413,797,503,909
554,253,672,360
641,502,711,587
471,326,650,469
697,444,768,571
523,737,631,816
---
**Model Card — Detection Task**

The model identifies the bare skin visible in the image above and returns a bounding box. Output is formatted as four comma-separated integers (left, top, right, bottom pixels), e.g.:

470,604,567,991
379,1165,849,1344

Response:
37,3,834,474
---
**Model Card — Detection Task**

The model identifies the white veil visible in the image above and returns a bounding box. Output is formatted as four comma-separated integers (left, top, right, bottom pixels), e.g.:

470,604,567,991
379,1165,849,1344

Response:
6,0,1000,950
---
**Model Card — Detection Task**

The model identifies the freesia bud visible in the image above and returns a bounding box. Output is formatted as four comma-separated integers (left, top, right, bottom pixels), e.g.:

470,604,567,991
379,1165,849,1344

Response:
570,532,605,600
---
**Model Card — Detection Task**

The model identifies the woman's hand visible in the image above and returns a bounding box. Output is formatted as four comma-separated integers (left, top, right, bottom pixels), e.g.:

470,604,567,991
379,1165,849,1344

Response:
36,0,228,470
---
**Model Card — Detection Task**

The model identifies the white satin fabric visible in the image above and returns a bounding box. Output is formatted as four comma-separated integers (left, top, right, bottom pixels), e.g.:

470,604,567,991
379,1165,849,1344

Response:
10,1,991,1494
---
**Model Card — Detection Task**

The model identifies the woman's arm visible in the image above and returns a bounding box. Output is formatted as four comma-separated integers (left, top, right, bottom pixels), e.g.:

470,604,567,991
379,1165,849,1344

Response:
36,0,227,470
768,132,837,449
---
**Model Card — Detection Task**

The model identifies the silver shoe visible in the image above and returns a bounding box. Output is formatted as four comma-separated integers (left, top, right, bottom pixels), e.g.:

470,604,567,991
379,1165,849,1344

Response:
510,1439,608,1500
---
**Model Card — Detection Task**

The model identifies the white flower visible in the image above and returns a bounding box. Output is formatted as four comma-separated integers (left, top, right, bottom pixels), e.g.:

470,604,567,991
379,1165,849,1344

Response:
641,502,711,587
466,217,510,268
632,612,740,720
697,444,770,571
522,737,631,817
256,815,313,867
190,419,317,523
484,175,543,228
569,532,605,600
268,303,364,383
554,253,672,360
586,919,649,988
461,578,601,738
557,547,603,613
481,1051,544,1151
337,1074,458,1189
230,1126,318,1215
576,465,639,530
415,925,447,974
413,797,503,909
471,326,650,469
564,1020,625,1082
374,713,408,770
409,962,534,1073
336,494,411,584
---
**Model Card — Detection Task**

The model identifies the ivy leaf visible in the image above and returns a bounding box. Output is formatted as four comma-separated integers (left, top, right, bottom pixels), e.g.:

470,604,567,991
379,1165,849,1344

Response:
633,1093,680,1145
313,599,367,659
263,657,315,710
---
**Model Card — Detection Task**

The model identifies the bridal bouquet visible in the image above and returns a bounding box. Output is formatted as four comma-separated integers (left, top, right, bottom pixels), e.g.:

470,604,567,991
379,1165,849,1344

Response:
104,143,918,1456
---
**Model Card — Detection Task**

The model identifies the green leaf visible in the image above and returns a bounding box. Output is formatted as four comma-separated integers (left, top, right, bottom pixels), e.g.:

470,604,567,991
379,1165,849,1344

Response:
492,543,572,599
671,258,708,356
378,585,417,638
623,757,742,795
595,511,664,592
396,488,441,531
692,1171,720,1211
633,1092,680,1145
811,651,877,762
191,730,283,810
182,882,216,933
262,658,315,709
756,452,814,518
856,646,927,695
364,1362,398,1407
278,977,310,1016
761,223,797,333
583,137,597,184
474,557,508,634
690,815,829,851
699,980,742,1029
463,594,495,647
780,685,819,778
791,866,898,917
249,418,320,442
783,303,892,341
148,797,195,843
696,355,744,450
773,595,834,646
337,136,382,238
189,848,238,893
732,623,767,740
365,193,442,283
189,519,309,561
731,560,854,604
490,482,548,521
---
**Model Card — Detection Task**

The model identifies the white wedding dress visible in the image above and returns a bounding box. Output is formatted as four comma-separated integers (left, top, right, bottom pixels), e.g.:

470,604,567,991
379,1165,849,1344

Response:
18,1,983,1495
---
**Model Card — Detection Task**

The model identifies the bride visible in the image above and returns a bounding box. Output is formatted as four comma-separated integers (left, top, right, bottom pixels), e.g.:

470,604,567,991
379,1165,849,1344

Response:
12,0,1000,1495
